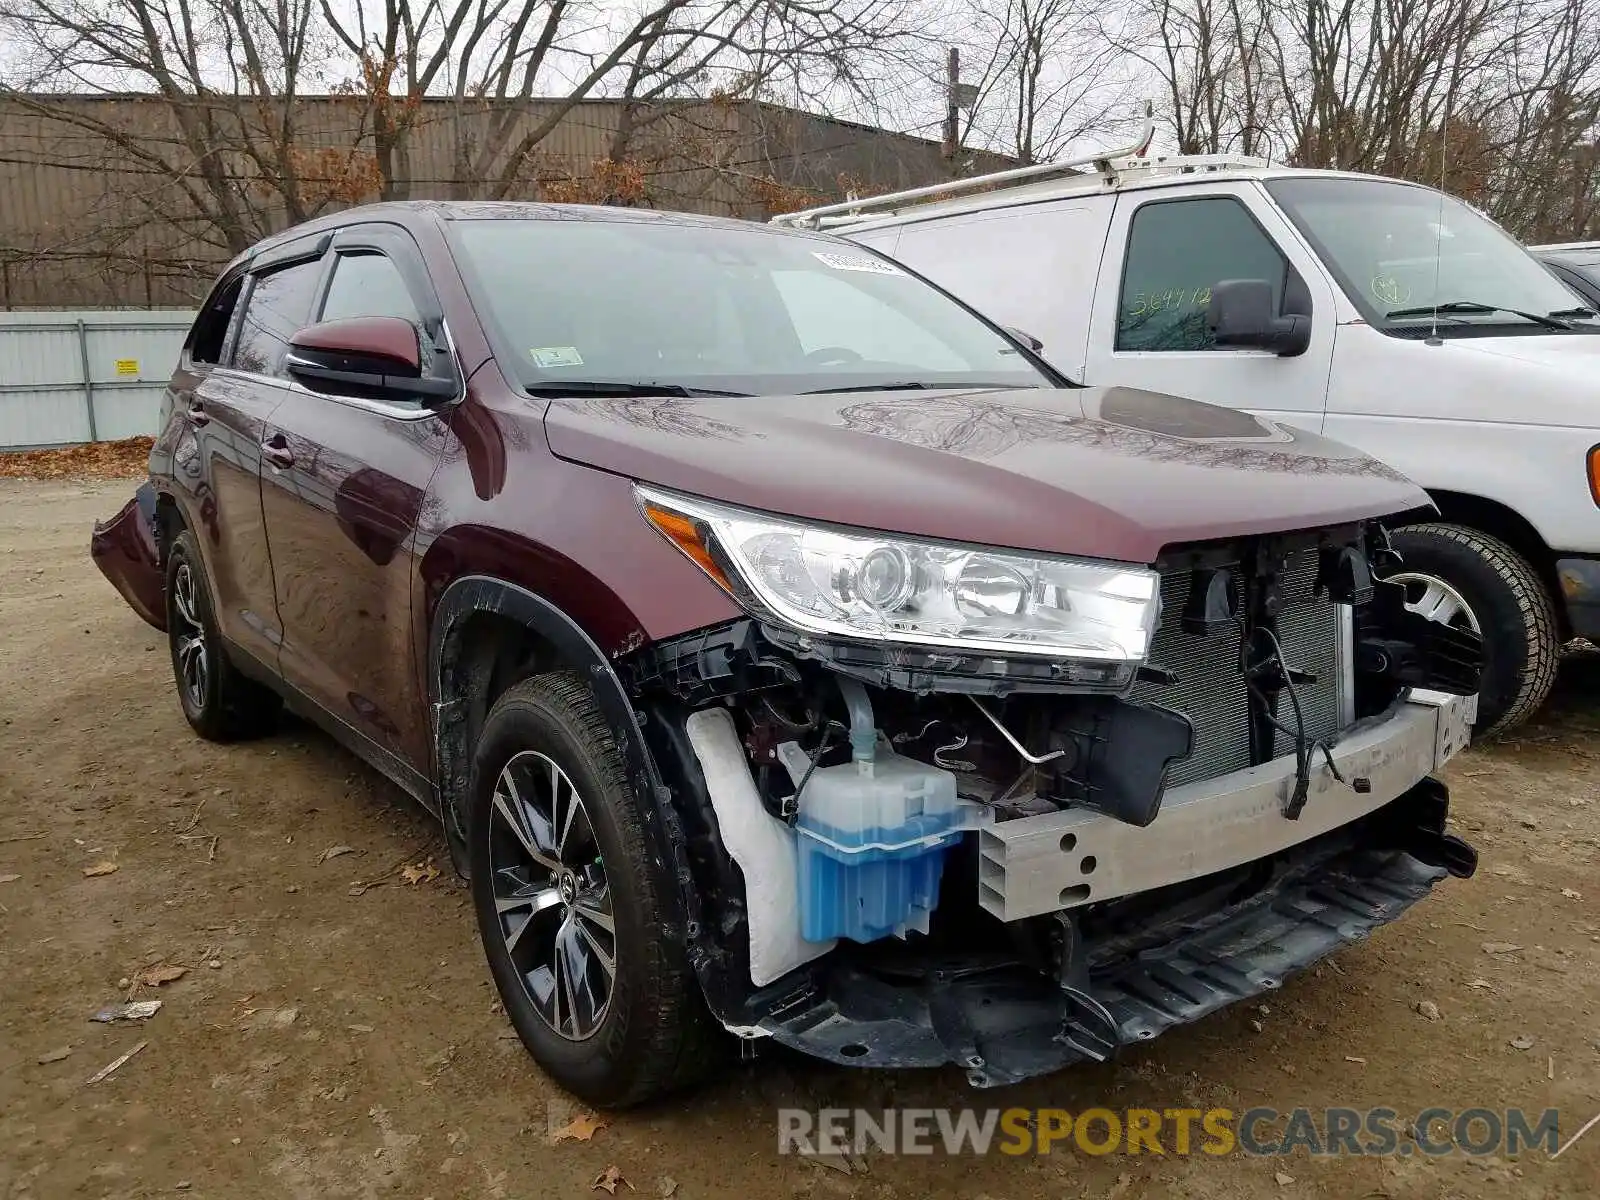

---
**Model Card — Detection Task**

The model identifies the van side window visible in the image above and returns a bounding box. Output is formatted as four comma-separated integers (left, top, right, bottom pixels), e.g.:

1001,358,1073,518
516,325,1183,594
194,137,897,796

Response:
189,275,244,365
230,258,326,378
1117,198,1287,352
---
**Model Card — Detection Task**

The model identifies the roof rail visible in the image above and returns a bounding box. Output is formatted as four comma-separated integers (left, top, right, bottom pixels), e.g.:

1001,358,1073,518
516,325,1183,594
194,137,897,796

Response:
771,106,1158,231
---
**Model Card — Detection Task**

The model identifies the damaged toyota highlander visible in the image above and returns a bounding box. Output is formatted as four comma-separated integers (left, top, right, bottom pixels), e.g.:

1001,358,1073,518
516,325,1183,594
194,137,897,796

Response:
90,203,1483,1108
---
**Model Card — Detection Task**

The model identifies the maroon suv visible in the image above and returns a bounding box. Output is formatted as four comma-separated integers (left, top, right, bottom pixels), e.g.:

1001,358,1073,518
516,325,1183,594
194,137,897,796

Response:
92,202,1483,1107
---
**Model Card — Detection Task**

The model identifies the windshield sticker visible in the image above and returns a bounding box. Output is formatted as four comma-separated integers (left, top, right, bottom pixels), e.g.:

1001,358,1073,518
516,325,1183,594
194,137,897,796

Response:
812,251,903,275
529,345,584,368
1370,275,1411,306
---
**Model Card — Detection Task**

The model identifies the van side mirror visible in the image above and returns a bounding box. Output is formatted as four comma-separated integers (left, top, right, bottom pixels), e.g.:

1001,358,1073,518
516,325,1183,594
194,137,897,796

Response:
286,317,456,404
1003,325,1045,354
1207,279,1311,357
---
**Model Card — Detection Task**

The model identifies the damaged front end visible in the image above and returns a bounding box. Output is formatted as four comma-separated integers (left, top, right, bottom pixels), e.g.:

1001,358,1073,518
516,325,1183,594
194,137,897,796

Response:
622,489,1484,1086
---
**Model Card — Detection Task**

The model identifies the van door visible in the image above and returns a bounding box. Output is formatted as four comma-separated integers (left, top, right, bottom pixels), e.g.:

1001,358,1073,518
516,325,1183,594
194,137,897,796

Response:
1083,183,1337,428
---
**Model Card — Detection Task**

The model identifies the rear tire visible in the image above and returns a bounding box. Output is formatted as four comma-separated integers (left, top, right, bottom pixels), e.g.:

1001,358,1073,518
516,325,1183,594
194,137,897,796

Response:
468,671,721,1107
165,530,280,741
1387,523,1559,737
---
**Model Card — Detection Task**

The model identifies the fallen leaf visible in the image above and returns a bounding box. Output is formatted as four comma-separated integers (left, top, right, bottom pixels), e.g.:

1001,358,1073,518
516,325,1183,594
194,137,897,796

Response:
401,861,439,886
1510,1033,1536,1050
134,964,187,987
592,1165,633,1194
1345,1055,1367,1064
1466,979,1495,990
550,1113,608,1144
1561,888,1582,900
1275,1171,1295,1186
0,873,21,884
1415,999,1441,1021
318,844,358,864
36,1047,72,1064
1481,942,1522,955
0,436,154,481
82,862,119,878
657,1177,678,1198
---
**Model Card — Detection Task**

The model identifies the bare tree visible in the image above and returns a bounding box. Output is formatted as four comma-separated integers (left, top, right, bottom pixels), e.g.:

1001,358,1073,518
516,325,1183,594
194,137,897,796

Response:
1119,0,1600,239
950,0,1134,165
0,0,373,257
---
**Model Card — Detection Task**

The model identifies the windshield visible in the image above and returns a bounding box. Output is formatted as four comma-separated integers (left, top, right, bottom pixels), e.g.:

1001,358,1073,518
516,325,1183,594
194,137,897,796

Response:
1266,178,1598,334
450,215,1051,395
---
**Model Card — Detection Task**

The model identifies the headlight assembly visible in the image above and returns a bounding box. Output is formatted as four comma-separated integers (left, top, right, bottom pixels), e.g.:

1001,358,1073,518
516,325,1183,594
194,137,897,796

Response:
637,486,1160,668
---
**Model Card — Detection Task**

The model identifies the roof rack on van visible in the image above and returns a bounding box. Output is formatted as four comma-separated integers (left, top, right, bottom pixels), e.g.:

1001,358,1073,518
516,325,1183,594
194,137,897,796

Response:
770,113,1277,231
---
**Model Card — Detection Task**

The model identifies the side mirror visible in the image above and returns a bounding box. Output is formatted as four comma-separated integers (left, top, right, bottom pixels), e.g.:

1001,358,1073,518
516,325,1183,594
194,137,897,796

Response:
1003,325,1045,354
286,317,456,404
1207,279,1311,357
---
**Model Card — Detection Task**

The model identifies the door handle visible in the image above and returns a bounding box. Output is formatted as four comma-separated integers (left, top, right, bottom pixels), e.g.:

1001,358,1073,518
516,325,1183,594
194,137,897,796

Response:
261,437,295,470
185,403,210,426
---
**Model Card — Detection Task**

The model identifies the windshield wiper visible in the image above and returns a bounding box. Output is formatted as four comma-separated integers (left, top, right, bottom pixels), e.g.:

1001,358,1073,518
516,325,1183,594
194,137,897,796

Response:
522,380,753,398
1385,301,1572,330
1549,306,1598,320
800,381,1029,395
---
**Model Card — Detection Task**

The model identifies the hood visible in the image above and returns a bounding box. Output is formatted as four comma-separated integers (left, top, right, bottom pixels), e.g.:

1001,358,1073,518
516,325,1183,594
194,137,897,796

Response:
1444,330,1600,372
543,386,1429,563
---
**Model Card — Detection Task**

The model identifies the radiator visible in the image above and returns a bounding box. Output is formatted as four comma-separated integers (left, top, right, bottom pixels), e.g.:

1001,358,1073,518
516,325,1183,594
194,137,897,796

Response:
1131,550,1351,788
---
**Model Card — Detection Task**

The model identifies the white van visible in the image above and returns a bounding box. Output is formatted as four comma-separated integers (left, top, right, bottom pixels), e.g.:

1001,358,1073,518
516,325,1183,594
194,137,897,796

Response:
775,146,1600,735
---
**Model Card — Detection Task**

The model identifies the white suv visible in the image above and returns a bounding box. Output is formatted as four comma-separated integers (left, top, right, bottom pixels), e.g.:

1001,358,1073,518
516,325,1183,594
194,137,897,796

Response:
778,149,1600,734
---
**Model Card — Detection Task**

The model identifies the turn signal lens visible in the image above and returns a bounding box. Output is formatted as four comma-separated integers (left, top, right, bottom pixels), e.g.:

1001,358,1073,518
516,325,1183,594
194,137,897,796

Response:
640,500,734,592
1588,444,1600,508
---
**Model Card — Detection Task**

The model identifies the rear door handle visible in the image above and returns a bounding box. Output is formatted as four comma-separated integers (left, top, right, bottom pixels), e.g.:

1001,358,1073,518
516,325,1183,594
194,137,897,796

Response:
261,436,295,470
185,403,210,426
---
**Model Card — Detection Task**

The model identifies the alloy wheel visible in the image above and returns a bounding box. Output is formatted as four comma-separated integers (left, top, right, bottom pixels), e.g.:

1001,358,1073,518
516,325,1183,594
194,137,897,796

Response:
1387,570,1483,635
488,750,617,1041
171,562,209,710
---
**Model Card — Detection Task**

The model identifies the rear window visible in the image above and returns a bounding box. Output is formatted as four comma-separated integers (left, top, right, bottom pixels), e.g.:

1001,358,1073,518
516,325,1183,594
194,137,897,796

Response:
231,258,326,378
189,275,243,365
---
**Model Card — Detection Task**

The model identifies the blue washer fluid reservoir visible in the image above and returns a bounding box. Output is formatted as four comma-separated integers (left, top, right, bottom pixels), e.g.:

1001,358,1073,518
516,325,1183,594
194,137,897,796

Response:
776,738,985,944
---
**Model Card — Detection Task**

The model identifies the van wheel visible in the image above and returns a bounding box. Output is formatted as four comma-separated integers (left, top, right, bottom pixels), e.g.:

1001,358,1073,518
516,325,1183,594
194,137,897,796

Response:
468,671,721,1107
165,531,279,740
1386,523,1559,737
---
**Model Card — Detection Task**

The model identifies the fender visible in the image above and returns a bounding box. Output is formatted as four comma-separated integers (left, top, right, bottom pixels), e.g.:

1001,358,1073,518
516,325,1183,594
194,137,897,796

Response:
426,575,711,980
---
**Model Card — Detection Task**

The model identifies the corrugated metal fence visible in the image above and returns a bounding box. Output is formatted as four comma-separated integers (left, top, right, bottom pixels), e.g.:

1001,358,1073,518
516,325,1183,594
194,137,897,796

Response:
0,310,194,449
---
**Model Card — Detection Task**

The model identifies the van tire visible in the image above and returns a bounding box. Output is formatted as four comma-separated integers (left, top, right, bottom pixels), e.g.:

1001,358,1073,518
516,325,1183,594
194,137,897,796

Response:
1387,523,1559,737
468,671,722,1107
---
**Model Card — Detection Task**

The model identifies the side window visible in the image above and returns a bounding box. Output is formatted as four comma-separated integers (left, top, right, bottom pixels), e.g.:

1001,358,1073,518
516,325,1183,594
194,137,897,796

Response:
770,270,967,369
230,257,326,377
188,275,244,365
1117,198,1287,352
319,252,422,325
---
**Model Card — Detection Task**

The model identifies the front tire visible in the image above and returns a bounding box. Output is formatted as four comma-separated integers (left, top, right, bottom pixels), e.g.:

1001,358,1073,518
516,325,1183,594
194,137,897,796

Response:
468,672,720,1107
165,530,279,741
1387,523,1559,736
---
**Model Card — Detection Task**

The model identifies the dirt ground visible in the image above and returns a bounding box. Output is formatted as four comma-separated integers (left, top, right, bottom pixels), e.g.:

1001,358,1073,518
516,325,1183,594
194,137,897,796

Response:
2,476,1597,1200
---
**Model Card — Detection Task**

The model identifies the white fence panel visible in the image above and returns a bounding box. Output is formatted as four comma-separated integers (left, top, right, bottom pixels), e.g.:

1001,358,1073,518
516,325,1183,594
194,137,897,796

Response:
0,310,195,449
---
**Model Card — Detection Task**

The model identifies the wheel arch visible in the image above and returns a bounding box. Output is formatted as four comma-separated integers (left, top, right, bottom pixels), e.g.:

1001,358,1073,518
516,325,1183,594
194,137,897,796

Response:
1417,488,1567,637
426,576,703,950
